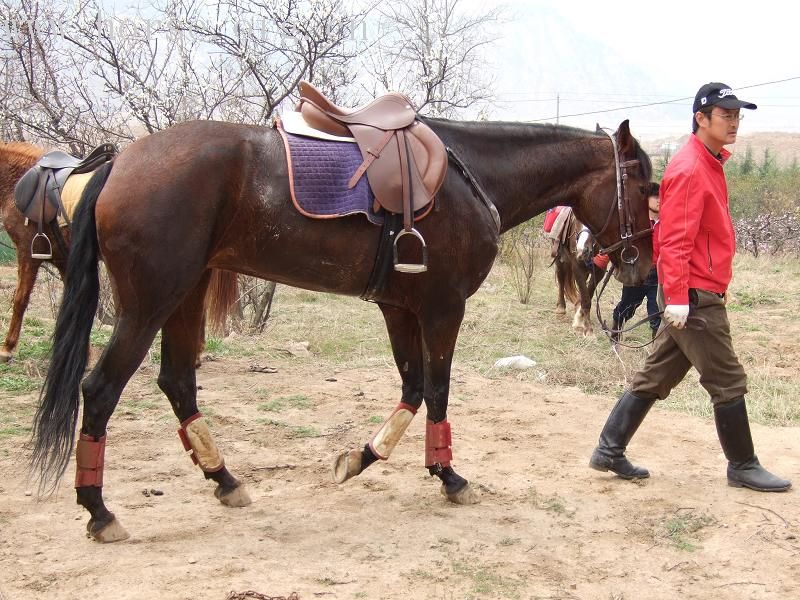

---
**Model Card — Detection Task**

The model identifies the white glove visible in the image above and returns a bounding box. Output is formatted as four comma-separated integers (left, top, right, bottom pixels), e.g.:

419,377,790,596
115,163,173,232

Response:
664,304,690,329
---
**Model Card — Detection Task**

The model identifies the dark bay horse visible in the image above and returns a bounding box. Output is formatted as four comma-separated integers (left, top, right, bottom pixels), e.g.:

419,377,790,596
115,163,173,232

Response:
31,117,653,542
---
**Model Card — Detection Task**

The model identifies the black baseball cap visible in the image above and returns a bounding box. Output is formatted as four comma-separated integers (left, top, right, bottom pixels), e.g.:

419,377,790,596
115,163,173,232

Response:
693,82,757,113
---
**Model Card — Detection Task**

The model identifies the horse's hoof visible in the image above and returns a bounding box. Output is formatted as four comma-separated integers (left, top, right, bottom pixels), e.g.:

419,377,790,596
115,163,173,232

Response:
215,485,252,507
332,449,362,484
441,482,481,505
555,307,566,315
89,517,130,543
0,351,12,363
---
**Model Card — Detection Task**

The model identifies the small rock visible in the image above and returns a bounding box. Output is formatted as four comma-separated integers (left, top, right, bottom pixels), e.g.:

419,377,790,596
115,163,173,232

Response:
150,489,164,496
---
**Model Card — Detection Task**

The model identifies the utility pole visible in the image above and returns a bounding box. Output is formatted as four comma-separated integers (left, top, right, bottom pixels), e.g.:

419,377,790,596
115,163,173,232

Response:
556,93,560,124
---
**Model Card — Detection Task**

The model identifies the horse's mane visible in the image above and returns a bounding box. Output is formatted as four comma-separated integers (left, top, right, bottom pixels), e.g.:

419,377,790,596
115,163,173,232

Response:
423,117,653,180
0,141,45,169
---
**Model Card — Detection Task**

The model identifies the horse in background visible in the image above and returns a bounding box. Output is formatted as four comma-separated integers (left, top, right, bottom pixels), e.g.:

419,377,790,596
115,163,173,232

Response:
0,141,236,364
552,209,608,336
0,142,56,363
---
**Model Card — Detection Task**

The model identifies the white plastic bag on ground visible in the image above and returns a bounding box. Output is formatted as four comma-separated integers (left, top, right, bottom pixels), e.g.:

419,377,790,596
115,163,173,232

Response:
494,355,537,370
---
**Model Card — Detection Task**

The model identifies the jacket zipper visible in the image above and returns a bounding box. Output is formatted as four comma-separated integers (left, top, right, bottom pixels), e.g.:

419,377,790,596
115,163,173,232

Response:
706,232,713,272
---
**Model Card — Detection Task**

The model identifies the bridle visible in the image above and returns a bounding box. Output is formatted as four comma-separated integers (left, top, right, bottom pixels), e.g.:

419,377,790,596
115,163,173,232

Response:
592,128,652,265
590,128,657,346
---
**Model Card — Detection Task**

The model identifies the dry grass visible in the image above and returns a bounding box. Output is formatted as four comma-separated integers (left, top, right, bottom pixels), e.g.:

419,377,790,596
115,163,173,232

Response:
1,250,798,427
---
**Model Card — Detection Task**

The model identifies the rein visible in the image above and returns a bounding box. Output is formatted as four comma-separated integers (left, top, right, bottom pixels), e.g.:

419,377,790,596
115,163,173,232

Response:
594,265,708,349
593,265,665,349
445,146,502,233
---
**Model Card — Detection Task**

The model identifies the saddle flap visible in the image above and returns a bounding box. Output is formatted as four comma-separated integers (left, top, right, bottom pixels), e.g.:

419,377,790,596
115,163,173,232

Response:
349,122,446,216
14,167,59,223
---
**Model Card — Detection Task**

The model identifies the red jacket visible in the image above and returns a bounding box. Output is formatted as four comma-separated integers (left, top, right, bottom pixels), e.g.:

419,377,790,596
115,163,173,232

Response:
657,134,735,305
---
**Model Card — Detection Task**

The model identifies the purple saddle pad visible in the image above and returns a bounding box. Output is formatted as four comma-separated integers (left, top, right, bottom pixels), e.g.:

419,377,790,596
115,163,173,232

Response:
282,130,383,225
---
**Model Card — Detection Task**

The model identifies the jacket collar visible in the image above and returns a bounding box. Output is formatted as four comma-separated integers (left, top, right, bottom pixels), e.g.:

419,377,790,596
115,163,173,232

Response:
689,133,731,166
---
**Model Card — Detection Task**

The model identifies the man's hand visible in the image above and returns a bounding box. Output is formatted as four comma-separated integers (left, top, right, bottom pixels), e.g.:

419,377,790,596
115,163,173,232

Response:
664,304,690,329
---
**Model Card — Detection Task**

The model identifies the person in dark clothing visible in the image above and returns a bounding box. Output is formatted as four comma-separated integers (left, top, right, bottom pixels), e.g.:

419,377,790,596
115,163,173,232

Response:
589,82,791,493
611,182,661,342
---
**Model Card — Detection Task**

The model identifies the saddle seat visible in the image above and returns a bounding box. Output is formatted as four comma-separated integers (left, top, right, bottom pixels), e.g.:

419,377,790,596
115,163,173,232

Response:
14,143,116,259
296,82,447,273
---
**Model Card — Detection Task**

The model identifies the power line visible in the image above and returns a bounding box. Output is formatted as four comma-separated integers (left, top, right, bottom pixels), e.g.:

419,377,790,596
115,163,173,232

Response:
522,76,800,123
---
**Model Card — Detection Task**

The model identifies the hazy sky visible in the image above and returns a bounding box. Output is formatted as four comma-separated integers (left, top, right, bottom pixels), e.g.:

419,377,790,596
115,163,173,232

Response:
483,0,800,138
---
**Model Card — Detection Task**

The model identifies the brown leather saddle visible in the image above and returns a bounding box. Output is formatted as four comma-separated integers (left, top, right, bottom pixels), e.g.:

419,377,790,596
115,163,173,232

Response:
14,143,116,259
297,82,447,273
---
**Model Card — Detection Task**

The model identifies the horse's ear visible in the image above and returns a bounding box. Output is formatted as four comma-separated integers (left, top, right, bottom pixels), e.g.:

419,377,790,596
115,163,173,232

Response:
595,123,602,134
615,119,635,157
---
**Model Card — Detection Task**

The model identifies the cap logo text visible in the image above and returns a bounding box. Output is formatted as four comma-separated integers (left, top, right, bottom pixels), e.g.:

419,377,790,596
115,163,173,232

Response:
717,88,734,98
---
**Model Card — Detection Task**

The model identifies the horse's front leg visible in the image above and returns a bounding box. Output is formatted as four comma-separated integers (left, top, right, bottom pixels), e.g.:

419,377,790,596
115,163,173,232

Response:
333,303,425,483
159,281,251,508
572,264,594,336
419,303,480,505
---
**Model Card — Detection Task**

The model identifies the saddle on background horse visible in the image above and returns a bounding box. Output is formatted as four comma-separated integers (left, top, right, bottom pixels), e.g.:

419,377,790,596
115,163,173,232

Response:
295,82,447,273
14,143,116,259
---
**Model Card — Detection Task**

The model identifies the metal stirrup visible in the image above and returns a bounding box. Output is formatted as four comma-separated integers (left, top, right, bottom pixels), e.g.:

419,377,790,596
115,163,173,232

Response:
30,232,53,260
392,228,428,273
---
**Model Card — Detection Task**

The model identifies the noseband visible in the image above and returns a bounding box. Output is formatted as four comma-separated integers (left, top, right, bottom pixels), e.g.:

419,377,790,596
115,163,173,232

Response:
593,129,652,264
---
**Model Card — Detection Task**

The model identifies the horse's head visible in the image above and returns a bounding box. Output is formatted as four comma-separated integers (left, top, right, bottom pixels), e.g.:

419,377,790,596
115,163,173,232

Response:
576,120,653,286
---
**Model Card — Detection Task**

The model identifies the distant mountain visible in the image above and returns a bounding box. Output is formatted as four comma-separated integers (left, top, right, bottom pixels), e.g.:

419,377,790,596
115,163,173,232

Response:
487,6,688,136
644,132,800,167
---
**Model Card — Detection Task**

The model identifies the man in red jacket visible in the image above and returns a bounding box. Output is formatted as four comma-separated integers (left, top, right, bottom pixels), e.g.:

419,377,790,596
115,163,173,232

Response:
589,82,791,492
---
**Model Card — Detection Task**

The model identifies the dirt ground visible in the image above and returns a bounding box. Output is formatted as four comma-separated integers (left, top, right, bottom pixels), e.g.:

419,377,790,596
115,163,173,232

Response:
1,345,798,600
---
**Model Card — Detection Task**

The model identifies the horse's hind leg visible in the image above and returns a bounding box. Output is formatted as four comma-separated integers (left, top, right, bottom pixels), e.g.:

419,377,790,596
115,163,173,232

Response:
333,303,425,484
77,316,164,542
554,257,567,315
157,276,251,508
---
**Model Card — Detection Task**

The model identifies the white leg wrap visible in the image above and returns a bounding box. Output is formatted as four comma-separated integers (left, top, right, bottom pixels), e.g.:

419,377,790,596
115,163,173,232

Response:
369,403,417,460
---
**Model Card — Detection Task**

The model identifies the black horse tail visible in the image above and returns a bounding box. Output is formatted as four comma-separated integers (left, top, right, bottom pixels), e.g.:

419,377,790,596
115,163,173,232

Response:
30,161,113,493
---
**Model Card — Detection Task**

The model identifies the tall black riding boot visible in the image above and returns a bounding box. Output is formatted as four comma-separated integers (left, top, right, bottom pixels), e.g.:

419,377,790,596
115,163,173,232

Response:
590,391,656,479
715,397,791,492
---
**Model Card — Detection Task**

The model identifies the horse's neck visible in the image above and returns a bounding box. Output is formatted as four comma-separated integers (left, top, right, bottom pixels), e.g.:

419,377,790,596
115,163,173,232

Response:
430,120,609,233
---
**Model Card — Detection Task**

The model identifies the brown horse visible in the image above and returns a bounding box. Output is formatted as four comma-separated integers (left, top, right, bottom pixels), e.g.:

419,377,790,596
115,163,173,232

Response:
0,142,61,363
553,212,607,335
30,117,653,542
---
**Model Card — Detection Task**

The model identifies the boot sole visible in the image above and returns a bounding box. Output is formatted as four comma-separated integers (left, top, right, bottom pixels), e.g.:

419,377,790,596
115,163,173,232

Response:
728,480,792,492
589,460,649,480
